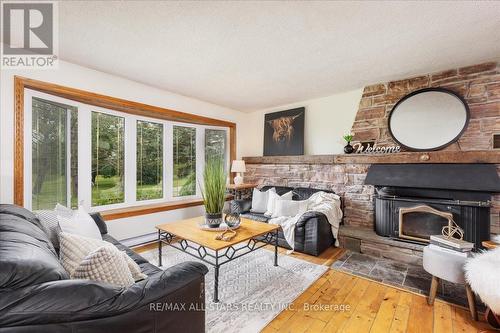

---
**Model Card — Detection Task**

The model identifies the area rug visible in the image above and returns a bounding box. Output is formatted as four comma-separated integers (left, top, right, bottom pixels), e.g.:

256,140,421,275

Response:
141,246,328,333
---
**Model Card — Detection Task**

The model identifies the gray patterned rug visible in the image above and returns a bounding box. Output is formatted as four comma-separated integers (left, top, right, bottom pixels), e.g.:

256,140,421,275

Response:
141,245,328,333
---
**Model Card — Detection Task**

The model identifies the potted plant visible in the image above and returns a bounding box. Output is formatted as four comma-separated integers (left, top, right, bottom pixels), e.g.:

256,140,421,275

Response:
201,158,227,228
343,133,354,154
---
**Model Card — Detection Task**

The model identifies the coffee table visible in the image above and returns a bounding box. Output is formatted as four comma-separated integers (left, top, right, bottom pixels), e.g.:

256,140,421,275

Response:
156,216,280,303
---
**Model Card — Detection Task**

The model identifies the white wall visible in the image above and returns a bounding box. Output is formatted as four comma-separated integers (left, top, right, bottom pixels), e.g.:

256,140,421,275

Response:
238,89,363,157
0,60,244,241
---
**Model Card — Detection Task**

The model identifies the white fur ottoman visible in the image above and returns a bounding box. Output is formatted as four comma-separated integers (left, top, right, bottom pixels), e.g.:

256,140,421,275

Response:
465,246,500,315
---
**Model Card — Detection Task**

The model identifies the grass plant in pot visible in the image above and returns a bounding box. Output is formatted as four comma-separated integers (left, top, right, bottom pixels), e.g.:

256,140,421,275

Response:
201,158,227,228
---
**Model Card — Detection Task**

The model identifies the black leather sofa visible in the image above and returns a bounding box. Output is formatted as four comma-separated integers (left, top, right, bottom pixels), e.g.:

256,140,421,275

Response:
0,204,208,333
230,186,340,256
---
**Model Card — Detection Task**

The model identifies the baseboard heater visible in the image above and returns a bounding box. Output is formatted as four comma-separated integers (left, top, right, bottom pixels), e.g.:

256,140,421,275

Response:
120,232,157,248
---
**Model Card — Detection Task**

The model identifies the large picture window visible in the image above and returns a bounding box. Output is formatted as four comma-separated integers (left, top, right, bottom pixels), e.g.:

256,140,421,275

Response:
22,86,231,212
173,125,196,197
31,97,78,210
91,112,125,206
137,120,163,201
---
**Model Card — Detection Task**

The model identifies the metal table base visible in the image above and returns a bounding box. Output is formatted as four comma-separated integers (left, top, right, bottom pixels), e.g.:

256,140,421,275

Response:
158,229,279,303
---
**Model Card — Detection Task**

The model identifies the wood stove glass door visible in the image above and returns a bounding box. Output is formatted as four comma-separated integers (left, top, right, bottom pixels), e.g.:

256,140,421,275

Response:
398,205,452,242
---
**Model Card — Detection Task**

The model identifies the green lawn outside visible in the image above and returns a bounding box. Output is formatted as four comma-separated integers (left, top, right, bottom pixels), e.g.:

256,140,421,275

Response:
32,175,68,210
137,183,163,201
32,174,195,209
92,175,124,206
173,173,196,197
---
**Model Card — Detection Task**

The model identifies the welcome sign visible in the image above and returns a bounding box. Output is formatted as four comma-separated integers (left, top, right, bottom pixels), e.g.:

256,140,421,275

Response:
353,142,401,154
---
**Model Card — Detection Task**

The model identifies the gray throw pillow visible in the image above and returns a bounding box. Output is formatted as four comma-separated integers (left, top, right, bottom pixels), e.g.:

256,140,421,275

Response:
35,210,63,250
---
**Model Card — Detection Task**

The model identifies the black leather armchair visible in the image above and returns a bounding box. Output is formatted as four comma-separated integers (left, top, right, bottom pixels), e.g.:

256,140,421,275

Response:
230,186,340,256
0,204,208,333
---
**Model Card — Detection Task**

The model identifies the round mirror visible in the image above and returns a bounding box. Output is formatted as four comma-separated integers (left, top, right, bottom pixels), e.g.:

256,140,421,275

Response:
388,88,469,151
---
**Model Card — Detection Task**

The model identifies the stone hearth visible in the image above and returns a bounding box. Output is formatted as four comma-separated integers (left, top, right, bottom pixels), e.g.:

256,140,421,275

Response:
338,225,425,265
332,250,484,310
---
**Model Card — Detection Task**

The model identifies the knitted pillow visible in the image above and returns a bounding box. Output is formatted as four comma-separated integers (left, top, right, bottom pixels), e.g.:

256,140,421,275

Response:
73,245,135,287
59,232,146,281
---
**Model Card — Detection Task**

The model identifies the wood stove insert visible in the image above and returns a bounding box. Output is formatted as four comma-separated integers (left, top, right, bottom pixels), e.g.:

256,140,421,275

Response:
365,164,500,250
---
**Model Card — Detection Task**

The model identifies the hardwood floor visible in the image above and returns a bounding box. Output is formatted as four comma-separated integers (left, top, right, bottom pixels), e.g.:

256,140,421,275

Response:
133,243,493,333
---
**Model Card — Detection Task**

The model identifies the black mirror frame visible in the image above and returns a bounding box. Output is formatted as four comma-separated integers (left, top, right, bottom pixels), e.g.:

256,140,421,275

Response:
387,87,470,152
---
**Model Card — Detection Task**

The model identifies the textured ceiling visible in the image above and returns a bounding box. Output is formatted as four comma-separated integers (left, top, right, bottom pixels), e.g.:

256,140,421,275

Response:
58,1,500,111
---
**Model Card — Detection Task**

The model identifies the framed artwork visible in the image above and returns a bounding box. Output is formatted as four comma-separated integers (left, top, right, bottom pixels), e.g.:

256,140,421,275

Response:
263,107,305,156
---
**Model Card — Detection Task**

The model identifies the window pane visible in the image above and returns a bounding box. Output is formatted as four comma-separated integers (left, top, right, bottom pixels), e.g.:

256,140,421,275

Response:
205,129,226,165
137,121,163,201
91,112,125,206
173,125,196,197
32,97,78,210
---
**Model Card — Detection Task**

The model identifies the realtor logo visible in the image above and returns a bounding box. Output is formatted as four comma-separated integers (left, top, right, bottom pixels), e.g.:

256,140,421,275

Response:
1,1,58,68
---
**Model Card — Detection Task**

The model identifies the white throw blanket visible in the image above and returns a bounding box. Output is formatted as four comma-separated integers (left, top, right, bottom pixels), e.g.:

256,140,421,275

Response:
268,191,343,252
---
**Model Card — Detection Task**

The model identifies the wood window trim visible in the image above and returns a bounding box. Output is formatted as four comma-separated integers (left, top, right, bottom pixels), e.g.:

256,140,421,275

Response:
100,198,204,221
100,196,232,221
13,76,237,210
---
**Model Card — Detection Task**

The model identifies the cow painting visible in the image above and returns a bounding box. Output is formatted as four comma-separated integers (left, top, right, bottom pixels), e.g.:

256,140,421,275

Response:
264,107,305,156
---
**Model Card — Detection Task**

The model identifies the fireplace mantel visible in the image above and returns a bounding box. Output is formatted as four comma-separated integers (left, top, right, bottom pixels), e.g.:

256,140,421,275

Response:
243,150,499,165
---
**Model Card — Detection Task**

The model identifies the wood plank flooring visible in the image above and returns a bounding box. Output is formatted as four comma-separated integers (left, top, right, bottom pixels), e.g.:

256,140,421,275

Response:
133,243,493,333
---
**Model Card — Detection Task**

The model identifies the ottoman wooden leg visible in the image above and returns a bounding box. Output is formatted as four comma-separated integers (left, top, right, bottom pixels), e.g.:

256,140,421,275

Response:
428,276,439,305
466,283,478,321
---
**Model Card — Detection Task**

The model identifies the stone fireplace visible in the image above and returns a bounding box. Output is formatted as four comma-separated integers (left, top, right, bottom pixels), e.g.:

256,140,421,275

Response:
243,61,500,265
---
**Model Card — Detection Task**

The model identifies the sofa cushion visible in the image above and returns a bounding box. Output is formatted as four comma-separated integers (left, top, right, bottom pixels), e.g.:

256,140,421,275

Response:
0,204,44,230
261,186,294,196
240,212,269,222
293,187,333,200
0,211,68,289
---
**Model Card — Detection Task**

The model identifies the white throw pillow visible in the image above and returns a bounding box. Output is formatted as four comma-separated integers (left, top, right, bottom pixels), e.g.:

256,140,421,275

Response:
57,205,102,240
73,245,135,287
272,199,309,218
265,191,293,217
59,232,147,281
250,188,275,214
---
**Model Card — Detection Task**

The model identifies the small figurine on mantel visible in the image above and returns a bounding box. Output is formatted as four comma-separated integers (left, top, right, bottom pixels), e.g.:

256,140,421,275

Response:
342,133,354,154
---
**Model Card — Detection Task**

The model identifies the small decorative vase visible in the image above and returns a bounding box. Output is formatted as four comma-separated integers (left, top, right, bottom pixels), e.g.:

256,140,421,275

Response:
344,142,354,154
205,212,223,228
224,213,241,228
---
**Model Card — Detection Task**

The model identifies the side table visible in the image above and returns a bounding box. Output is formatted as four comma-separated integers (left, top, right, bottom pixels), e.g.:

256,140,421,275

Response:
227,183,257,200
